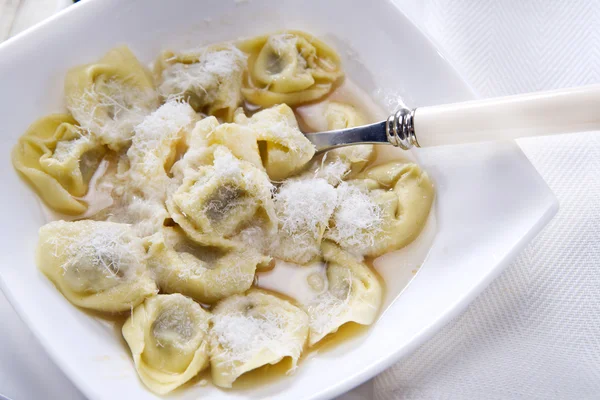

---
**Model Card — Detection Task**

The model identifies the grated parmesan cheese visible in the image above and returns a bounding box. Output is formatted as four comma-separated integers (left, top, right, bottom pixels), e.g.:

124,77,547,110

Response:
314,156,349,185
128,99,196,188
274,179,337,239
294,153,350,186
271,178,337,264
151,301,207,349
51,127,93,163
210,291,309,388
211,146,245,181
159,46,246,109
325,182,383,255
43,220,145,291
267,33,308,73
93,100,197,238
132,100,196,154
68,78,158,149
212,312,291,364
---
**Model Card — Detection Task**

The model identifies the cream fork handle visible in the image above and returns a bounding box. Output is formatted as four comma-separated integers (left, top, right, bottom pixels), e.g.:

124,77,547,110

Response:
304,85,600,152
413,85,600,147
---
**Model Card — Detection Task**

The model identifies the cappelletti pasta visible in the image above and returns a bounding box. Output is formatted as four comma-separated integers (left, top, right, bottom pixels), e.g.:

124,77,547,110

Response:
14,30,435,395
234,104,316,181
332,162,435,257
122,294,211,394
210,290,309,388
167,145,277,248
155,45,246,121
148,226,271,303
297,101,374,185
12,114,105,214
36,220,157,312
239,31,343,107
304,241,382,346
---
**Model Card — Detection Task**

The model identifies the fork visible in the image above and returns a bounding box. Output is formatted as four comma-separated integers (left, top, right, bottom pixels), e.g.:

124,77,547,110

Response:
304,85,600,152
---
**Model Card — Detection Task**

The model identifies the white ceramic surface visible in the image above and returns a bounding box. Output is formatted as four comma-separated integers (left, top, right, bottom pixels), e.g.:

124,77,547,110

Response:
0,0,558,399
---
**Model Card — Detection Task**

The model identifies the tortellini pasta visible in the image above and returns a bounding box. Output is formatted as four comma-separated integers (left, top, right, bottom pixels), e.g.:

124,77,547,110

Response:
169,116,216,182
91,182,171,238
234,104,316,181
329,162,434,257
148,227,270,303
12,114,105,215
122,294,211,394
65,46,158,150
126,99,197,195
201,117,264,171
239,31,343,107
155,45,247,121
198,105,316,182
298,102,374,185
167,146,277,247
325,101,366,129
210,290,309,388
324,102,374,177
124,100,196,227
36,220,157,312
304,242,382,346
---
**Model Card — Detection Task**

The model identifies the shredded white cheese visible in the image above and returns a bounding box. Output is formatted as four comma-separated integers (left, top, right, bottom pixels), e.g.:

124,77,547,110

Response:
326,182,383,253
46,221,142,283
274,179,337,239
159,46,246,103
69,79,157,148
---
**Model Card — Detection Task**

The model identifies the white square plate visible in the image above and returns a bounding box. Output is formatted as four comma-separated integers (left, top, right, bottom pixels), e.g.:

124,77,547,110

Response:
0,0,558,399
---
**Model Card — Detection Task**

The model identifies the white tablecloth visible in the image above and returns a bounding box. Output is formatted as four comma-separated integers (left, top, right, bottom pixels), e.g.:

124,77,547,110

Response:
1,1,599,399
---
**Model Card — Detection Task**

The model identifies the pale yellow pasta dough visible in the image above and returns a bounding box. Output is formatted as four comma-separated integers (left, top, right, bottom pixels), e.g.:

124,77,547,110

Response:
170,116,217,181
167,146,277,247
234,104,315,181
155,45,246,121
12,114,105,215
65,46,158,150
210,290,309,388
325,101,366,128
201,117,263,171
304,242,382,346
239,31,343,107
122,294,211,394
324,102,374,176
147,227,270,303
36,220,157,312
